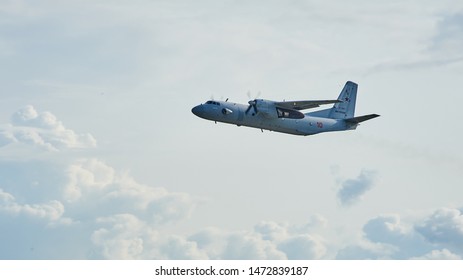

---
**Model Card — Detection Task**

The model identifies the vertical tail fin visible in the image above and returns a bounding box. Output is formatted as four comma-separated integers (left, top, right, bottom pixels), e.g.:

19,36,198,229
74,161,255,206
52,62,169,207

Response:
329,81,357,119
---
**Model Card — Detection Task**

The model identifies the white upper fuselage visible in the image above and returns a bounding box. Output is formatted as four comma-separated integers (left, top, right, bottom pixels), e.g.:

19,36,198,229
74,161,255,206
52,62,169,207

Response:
191,99,353,136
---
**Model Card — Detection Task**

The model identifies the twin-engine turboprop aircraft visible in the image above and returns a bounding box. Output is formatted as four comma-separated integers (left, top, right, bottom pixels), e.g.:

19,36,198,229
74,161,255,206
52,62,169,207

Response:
191,81,379,136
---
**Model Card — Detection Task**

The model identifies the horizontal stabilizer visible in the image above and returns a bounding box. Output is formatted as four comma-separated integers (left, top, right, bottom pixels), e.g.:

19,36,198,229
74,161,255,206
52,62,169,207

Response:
344,114,380,124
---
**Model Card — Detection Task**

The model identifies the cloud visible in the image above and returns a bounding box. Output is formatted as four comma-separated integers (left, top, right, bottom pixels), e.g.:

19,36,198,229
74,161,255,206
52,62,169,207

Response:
90,214,208,259
0,105,198,259
64,158,196,225
0,105,96,151
337,207,463,259
0,188,65,222
415,207,463,251
365,12,463,75
188,217,328,260
90,217,329,260
0,155,198,259
362,215,409,244
221,232,287,259
336,242,397,260
431,13,463,55
278,234,326,259
254,221,288,241
412,249,461,260
336,169,377,206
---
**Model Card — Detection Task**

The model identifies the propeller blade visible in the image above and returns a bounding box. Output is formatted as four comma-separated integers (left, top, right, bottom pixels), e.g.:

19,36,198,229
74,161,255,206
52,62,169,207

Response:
245,100,258,115
245,105,253,114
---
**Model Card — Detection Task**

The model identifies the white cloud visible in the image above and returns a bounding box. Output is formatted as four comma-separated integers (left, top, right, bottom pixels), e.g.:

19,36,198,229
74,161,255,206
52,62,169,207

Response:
64,158,196,225
91,214,152,259
0,105,197,259
0,154,198,259
337,207,463,259
91,214,330,260
221,231,286,260
412,249,461,260
90,213,210,259
336,241,397,260
278,234,327,259
0,130,17,147
415,207,463,252
336,169,377,206
160,235,209,260
64,158,116,201
0,188,65,222
90,213,207,260
188,217,328,260
0,105,96,151
254,221,288,241
362,214,409,244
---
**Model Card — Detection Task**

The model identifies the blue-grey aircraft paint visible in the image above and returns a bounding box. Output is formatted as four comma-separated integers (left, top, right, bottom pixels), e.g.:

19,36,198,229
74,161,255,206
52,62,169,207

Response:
192,81,379,136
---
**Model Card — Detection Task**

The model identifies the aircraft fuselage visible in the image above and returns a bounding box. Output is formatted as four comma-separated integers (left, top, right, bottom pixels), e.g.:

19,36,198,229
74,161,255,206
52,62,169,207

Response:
191,100,354,136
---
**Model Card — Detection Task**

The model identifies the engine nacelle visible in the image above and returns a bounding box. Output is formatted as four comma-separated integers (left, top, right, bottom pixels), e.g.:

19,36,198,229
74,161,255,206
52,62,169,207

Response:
255,100,278,118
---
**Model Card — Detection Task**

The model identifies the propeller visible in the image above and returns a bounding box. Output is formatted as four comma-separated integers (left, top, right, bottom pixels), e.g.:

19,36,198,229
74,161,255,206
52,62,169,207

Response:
245,91,261,115
245,99,258,115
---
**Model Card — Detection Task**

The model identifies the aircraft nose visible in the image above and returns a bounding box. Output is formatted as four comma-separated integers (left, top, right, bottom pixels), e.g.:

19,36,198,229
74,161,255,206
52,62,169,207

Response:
191,105,203,117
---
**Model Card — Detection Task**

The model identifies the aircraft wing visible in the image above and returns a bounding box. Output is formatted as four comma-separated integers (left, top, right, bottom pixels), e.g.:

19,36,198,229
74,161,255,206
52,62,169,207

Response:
275,99,340,110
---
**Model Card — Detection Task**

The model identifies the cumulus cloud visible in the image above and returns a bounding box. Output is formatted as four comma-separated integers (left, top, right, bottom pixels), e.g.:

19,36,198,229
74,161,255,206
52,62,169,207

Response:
278,234,326,259
362,215,409,244
64,158,196,225
0,105,200,259
0,155,198,259
336,169,377,206
412,249,461,260
187,216,328,260
89,216,330,260
337,207,463,259
221,232,287,259
415,207,463,251
0,105,96,151
0,188,65,222
336,242,397,260
254,221,288,241
90,214,208,259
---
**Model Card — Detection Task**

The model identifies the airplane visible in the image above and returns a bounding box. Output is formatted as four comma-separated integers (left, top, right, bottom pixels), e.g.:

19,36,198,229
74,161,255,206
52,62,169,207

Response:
191,81,379,136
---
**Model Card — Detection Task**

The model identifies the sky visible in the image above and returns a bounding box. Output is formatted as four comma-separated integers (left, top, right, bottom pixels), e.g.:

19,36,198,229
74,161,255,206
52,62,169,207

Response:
0,0,463,259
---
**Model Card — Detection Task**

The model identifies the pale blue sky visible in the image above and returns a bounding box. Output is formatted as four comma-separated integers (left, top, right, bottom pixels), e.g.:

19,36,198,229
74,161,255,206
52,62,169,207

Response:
0,0,462,259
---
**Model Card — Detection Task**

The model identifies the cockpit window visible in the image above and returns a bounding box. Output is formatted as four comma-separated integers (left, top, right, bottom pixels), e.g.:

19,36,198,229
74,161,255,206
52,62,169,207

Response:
206,100,220,106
